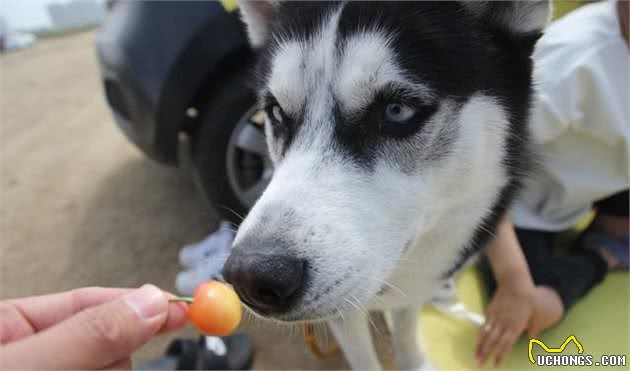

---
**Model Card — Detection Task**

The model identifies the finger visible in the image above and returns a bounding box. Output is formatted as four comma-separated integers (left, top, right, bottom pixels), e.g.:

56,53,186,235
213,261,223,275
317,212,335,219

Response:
4,287,133,333
494,329,518,367
527,318,541,339
475,317,494,358
1,288,186,345
159,293,189,333
1,287,132,344
161,301,188,333
0,301,40,344
478,325,503,366
2,284,170,370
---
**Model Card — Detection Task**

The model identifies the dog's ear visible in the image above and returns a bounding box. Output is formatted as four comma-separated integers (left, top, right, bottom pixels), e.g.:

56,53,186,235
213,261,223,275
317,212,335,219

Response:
461,0,552,34
239,0,277,48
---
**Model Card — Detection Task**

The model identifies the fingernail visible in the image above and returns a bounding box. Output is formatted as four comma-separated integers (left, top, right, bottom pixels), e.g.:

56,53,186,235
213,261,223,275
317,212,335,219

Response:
124,284,167,320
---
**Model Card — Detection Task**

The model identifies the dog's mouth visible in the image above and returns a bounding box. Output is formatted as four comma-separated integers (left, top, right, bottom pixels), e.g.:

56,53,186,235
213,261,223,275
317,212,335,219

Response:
236,279,339,323
238,293,308,322
238,295,340,323
240,273,396,323
244,305,341,323
228,237,414,323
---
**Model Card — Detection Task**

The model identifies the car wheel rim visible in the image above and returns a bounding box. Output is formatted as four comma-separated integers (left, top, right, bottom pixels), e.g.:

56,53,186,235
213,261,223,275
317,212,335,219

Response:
226,106,273,210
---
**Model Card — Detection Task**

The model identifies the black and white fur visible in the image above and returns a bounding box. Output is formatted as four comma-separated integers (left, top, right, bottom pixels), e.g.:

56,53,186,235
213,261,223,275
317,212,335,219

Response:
228,1,550,369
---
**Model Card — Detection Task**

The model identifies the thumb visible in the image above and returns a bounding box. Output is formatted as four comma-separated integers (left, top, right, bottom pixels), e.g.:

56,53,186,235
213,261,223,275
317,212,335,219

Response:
3,284,169,370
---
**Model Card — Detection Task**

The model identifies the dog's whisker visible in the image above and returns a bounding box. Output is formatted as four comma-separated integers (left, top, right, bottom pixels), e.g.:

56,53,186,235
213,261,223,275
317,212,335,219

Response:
345,273,408,297
188,254,231,262
345,295,376,333
344,296,370,326
475,223,497,239
344,297,361,314
337,308,346,324
354,295,380,334
392,257,422,264
215,204,246,222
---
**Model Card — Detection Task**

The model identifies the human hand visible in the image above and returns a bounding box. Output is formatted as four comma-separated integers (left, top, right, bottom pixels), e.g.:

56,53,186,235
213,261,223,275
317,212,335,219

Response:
475,280,535,367
0,284,188,370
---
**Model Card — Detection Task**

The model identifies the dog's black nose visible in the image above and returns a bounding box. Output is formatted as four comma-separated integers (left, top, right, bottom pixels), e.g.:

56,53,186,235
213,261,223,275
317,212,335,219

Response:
223,251,305,312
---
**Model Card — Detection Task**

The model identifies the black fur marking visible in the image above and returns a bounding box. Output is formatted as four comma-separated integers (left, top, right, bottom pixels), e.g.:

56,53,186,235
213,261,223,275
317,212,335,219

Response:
253,1,539,173
334,1,538,171
442,29,540,277
333,85,440,168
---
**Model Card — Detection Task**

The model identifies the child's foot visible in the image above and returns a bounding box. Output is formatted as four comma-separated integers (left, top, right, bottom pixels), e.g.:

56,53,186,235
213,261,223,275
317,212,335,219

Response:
596,246,623,270
527,286,564,337
580,213,629,271
592,213,629,239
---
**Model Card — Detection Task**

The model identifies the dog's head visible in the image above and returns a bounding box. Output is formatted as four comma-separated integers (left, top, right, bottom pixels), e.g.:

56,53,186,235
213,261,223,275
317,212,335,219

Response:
224,1,550,321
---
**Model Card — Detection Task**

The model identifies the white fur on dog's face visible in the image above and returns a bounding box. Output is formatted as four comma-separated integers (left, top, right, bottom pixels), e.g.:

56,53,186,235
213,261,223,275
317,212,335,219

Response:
233,8,512,321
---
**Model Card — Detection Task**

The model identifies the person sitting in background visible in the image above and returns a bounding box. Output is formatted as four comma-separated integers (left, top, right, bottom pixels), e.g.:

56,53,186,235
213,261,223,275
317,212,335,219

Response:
475,0,629,366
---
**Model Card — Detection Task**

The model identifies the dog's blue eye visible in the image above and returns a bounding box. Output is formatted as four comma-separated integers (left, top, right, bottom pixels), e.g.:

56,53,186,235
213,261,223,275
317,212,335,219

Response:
385,103,415,123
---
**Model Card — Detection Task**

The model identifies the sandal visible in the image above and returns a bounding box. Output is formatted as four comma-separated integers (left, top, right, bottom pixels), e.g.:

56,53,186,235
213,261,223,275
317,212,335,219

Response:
135,338,198,370
135,332,254,370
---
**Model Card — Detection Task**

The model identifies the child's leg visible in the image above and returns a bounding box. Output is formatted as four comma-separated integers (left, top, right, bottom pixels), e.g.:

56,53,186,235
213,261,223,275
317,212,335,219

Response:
478,229,556,296
480,228,608,333
524,245,608,312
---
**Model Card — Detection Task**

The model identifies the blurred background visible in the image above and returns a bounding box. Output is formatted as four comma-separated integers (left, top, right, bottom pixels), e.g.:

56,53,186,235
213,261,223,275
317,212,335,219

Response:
0,0,619,370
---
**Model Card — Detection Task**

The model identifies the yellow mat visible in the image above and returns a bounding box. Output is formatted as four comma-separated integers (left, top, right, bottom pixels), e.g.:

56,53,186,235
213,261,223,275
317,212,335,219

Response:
421,267,629,370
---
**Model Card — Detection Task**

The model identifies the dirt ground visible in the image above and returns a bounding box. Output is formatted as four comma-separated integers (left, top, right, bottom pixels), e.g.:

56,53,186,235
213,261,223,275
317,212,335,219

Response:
0,31,359,369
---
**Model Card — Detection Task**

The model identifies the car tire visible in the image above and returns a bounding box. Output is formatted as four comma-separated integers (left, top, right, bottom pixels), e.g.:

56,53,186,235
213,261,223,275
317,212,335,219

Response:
193,71,269,224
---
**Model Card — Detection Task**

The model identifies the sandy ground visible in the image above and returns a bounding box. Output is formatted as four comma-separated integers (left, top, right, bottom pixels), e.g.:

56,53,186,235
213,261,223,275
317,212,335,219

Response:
0,31,365,369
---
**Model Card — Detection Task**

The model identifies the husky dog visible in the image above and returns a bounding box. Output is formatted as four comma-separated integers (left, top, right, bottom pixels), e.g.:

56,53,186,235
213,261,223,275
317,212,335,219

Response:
223,1,551,369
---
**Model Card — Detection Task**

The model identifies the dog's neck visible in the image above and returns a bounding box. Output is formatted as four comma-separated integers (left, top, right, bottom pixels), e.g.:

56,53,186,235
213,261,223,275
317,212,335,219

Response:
364,195,495,311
